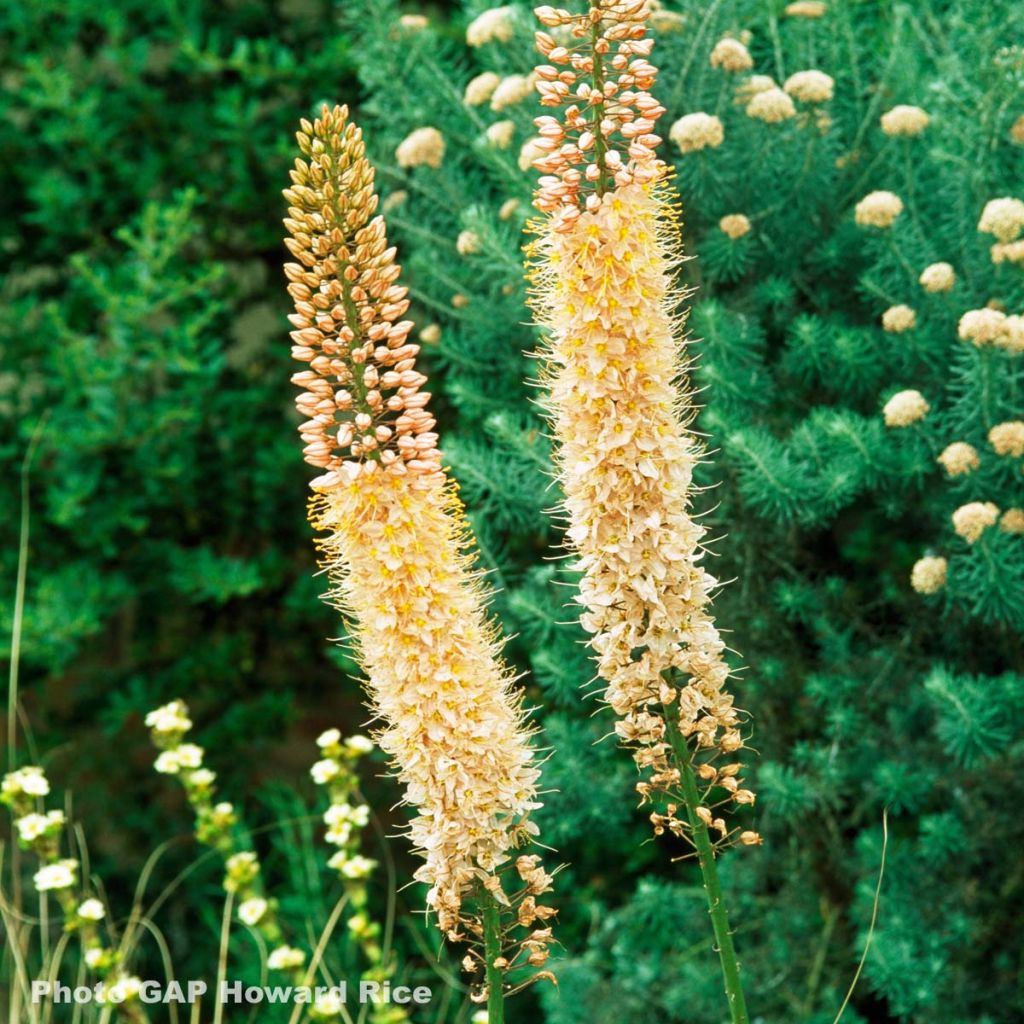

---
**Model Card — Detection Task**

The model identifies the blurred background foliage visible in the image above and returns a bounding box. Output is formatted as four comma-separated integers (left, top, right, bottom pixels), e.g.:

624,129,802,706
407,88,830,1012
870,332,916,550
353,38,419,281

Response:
2,0,1024,1021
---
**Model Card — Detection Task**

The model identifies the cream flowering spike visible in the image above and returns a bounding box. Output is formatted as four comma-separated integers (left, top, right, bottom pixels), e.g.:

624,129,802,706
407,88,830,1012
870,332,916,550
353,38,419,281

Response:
282,106,555,1000
526,6,752,1022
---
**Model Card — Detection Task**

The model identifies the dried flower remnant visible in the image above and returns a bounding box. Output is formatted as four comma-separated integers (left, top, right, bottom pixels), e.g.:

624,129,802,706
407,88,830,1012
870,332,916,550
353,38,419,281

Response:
911,556,947,594
919,262,955,292
952,502,1000,544
283,107,555,985
938,442,980,477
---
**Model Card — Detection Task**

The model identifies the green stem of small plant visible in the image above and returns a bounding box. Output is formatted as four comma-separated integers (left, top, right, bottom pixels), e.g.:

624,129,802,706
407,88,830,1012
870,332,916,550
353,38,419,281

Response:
482,895,505,1024
664,711,750,1024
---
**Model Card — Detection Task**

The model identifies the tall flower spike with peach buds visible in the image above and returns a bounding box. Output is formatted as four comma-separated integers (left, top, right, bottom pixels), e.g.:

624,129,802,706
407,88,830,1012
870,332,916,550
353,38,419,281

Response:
283,106,555,1007
527,6,753,1022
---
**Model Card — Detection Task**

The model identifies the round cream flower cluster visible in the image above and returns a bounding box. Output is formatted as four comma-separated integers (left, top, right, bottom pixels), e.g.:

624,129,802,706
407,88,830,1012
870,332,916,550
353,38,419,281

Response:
978,197,1024,242
736,74,776,105
952,502,1000,544
268,946,306,971
991,240,1024,264
784,70,834,103
882,305,916,333
855,190,903,228
1,764,50,799
883,389,929,427
457,229,482,255
938,442,980,477
1013,115,1024,145
420,323,442,345
466,6,516,47
989,420,1024,457
880,105,930,137
395,127,446,169
464,71,500,106
398,14,428,31
491,73,535,112
710,37,753,72
518,136,546,171
486,119,515,149
1002,509,1024,534
958,307,1007,347
919,261,955,292
911,555,947,595
720,213,751,239
747,87,796,122
785,0,827,15
670,112,725,152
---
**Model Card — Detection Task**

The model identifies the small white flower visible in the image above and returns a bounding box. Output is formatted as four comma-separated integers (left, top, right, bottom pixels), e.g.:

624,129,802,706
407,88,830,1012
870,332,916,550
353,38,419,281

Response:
472,1012,490,1024
187,768,216,788
3,766,50,798
77,898,106,921
311,759,339,785
316,729,341,749
85,947,107,969
175,744,204,769
339,855,377,880
154,750,180,774
325,822,353,846
238,897,269,926
16,811,62,843
34,859,77,892
144,701,192,735
267,945,306,971
344,735,373,755
314,991,345,1017
106,977,142,1003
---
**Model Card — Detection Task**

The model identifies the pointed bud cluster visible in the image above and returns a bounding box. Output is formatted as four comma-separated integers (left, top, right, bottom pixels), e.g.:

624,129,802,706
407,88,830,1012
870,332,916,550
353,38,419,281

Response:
283,105,442,490
531,2,667,230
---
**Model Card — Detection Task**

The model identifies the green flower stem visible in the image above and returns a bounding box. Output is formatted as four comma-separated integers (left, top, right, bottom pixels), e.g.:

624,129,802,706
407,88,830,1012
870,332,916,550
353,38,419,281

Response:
664,711,750,1024
482,894,505,1024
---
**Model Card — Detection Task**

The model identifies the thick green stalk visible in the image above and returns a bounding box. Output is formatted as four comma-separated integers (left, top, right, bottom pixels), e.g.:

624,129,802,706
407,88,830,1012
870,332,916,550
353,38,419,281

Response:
481,895,505,1024
664,711,750,1024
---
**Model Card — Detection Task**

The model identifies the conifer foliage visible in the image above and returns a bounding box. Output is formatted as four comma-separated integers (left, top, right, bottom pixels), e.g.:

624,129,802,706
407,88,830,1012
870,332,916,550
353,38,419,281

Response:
345,1,1024,1020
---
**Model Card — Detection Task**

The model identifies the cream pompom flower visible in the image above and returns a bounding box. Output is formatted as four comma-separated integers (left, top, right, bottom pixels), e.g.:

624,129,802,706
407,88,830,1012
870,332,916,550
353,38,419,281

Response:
485,119,515,149
855,191,903,228
456,229,482,255
720,214,751,239
988,421,1024,457
784,70,834,103
1013,115,1024,145
464,71,501,107
735,74,776,105
491,73,535,112
669,112,725,153
911,556,947,595
710,37,753,72
882,305,916,333
997,315,1024,354
919,262,955,293
978,197,1024,242
518,136,546,171
746,87,797,122
991,240,1024,264
883,389,929,427
466,6,516,47
284,106,554,950
881,105,930,137
395,127,445,169
958,307,1006,346
1001,509,1024,534
952,502,1000,544
938,442,980,477
785,0,827,15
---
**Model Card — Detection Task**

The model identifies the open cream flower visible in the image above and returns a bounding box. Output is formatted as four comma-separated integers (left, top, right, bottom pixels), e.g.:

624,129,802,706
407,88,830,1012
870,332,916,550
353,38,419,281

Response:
284,106,554,954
